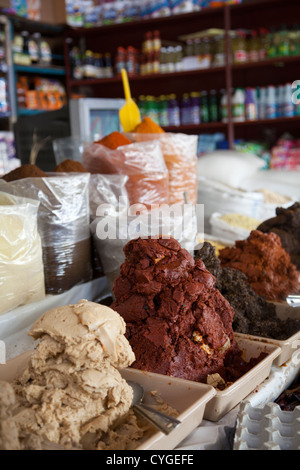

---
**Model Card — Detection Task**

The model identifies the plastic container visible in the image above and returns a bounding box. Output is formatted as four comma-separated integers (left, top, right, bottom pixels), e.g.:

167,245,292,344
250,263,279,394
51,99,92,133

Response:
203,337,281,421
197,178,263,234
0,350,216,451
235,301,300,367
210,211,262,243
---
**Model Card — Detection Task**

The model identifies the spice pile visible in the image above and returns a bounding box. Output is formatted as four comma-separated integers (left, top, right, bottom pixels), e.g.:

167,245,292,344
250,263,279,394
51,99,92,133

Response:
219,230,300,302
195,242,300,340
112,237,266,387
257,202,300,270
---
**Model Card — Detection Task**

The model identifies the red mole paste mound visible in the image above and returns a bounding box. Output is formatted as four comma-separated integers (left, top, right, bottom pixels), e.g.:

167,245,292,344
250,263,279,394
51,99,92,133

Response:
219,230,300,302
112,237,262,385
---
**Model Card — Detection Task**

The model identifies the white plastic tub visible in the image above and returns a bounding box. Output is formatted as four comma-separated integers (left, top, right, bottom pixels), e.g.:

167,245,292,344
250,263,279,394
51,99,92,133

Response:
203,337,281,422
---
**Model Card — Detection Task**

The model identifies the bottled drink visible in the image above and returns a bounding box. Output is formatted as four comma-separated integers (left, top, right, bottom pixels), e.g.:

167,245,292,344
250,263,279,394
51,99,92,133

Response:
266,85,278,119
278,25,290,57
245,88,257,121
232,30,248,64
282,83,295,117
277,85,285,117
232,88,245,122
248,30,260,62
159,95,169,127
168,94,180,127
180,93,191,125
83,50,95,78
259,87,267,119
200,91,210,122
220,89,228,123
190,92,201,124
209,89,219,122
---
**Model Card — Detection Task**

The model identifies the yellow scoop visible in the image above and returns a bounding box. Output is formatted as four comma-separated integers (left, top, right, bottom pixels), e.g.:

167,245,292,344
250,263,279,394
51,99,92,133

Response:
119,69,141,132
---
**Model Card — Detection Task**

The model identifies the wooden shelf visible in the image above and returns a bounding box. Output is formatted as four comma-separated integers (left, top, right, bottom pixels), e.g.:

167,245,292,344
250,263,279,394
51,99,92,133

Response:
65,7,225,38
163,122,226,132
69,66,226,88
232,55,300,70
64,0,300,147
14,64,66,76
234,115,300,126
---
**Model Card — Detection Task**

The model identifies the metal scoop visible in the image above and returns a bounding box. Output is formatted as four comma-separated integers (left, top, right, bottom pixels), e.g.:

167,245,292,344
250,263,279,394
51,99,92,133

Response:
127,381,181,435
286,295,300,307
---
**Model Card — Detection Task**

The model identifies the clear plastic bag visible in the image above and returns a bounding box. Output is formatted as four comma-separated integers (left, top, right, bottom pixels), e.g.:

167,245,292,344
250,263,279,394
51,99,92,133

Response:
0,174,92,295
89,174,129,220
0,192,45,315
90,204,198,293
83,140,169,208
127,132,198,205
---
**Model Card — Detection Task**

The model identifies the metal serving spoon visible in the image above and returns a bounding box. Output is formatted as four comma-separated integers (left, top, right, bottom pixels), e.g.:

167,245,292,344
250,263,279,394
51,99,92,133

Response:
286,295,300,307
127,381,181,435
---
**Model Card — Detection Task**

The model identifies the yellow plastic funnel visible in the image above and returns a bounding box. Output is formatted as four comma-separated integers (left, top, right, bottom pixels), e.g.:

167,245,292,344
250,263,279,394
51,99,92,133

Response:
119,69,141,132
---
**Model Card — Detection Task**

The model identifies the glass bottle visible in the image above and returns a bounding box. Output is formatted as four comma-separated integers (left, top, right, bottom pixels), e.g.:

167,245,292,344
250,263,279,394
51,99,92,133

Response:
232,30,248,64
200,90,210,122
209,89,219,122
213,34,225,67
248,30,260,62
278,25,290,56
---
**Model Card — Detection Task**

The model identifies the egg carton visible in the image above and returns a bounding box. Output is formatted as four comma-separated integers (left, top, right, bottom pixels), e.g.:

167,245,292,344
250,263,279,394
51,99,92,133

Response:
233,401,300,450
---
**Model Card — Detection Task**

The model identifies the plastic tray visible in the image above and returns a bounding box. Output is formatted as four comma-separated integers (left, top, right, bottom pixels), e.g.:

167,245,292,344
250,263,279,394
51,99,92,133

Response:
235,302,300,367
0,351,216,451
203,337,281,422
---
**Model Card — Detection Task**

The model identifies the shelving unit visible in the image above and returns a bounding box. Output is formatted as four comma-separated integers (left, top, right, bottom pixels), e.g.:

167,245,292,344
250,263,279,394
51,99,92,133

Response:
0,14,71,170
64,0,300,148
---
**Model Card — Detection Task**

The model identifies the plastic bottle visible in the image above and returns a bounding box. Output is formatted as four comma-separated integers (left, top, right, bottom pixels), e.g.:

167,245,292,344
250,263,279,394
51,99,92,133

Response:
265,85,278,119
232,30,248,64
209,89,219,122
232,88,245,122
258,87,267,119
277,85,285,117
248,30,260,62
220,89,228,122
200,91,210,122
278,25,290,57
168,94,180,127
159,95,169,127
180,93,190,125
259,28,268,60
138,95,147,119
282,83,295,117
190,92,201,124
245,88,257,121
267,28,277,58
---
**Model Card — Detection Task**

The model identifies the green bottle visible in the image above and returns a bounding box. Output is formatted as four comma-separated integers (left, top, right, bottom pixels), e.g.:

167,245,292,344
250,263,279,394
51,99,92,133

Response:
201,91,210,123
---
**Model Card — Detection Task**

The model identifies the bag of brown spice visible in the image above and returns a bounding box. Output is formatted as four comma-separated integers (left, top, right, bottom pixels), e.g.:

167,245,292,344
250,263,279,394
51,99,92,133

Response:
0,173,92,295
